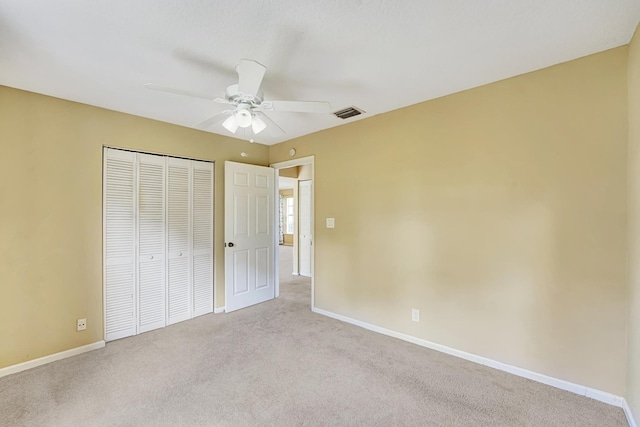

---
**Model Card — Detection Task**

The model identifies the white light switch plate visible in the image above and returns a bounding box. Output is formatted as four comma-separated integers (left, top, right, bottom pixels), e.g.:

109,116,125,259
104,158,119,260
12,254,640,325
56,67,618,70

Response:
326,218,335,228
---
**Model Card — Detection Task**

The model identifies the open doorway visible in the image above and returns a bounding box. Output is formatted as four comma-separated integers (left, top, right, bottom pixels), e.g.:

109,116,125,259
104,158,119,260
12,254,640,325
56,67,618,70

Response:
272,156,314,309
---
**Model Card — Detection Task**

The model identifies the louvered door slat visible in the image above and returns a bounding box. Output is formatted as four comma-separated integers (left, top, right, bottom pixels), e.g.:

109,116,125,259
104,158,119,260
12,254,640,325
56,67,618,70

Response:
104,148,136,341
137,153,166,333
168,258,190,320
167,158,192,324
192,161,214,316
193,253,213,313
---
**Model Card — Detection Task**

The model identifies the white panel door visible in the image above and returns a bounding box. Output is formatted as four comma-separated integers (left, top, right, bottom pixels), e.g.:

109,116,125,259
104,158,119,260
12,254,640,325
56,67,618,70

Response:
299,180,312,277
137,153,166,333
103,148,136,341
167,157,191,324
192,160,214,317
225,161,275,312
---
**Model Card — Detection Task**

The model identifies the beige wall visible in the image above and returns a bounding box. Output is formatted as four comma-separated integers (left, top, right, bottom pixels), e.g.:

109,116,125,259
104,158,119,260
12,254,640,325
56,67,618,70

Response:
298,164,312,181
283,235,294,245
279,167,298,178
0,86,269,369
627,23,640,419
270,47,629,394
279,165,311,180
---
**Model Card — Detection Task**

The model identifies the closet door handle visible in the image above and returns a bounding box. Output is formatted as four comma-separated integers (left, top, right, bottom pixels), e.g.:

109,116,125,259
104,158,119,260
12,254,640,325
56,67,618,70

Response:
149,255,154,260
228,242,235,248
178,252,183,257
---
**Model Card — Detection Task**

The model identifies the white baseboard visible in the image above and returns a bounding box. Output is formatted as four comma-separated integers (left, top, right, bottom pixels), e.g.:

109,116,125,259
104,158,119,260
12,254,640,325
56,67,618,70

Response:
0,341,105,379
624,399,638,427
292,272,299,276
312,307,625,409
214,306,226,314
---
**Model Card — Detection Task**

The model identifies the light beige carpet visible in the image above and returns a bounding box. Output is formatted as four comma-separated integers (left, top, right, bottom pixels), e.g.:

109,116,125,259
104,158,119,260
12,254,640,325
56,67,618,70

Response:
0,246,628,426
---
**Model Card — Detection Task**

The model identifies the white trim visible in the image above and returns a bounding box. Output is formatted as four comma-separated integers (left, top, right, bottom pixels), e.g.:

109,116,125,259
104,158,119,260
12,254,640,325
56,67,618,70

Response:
214,306,225,314
0,341,105,379
271,156,315,310
624,399,638,427
273,172,280,299
102,147,107,341
298,179,313,278
312,307,627,409
271,155,315,170
582,388,625,407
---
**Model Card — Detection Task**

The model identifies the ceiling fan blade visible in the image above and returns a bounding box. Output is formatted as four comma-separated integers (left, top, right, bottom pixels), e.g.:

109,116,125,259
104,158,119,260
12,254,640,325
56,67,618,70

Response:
255,112,285,136
236,59,266,96
268,100,331,114
144,83,215,101
145,83,230,105
193,110,232,129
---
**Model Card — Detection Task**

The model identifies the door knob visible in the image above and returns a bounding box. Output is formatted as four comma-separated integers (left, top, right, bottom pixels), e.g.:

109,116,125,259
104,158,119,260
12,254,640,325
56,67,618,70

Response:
178,252,182,257
228,242,235,248
149,255,154,260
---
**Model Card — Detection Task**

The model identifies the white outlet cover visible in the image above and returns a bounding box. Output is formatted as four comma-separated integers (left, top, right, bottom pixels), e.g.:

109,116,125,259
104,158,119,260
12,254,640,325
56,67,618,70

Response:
77,318,87,331
411,309,420,322
326,218,335,228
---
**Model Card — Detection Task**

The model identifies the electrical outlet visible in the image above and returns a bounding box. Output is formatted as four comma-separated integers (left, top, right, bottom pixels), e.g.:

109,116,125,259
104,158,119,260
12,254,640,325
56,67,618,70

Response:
77,318,87,331
411,309,420,322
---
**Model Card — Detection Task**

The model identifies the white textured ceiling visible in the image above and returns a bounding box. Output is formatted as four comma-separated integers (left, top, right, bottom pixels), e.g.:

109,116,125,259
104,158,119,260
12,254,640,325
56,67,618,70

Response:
1,1,639,145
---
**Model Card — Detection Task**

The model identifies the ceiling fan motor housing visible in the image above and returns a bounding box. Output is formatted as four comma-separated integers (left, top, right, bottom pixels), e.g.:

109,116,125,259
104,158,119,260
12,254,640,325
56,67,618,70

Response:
225,84,263,106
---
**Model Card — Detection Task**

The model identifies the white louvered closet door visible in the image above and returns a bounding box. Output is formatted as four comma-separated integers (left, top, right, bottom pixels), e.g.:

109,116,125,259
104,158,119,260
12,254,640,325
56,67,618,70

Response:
167,157,192,325
105,149,213,341
192,160,214,317
104,149,137,341
137,153,167,333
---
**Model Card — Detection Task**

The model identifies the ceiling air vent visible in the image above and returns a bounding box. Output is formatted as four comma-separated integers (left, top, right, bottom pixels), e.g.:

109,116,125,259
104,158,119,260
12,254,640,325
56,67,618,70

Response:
333,106,364,120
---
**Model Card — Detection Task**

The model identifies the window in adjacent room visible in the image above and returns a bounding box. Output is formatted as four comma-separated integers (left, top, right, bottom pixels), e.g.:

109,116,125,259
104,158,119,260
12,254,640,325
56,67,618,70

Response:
285,197,294,234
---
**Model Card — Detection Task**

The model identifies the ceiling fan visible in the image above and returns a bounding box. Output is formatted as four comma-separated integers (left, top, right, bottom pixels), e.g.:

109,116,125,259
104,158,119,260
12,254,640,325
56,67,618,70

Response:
145,59,331,138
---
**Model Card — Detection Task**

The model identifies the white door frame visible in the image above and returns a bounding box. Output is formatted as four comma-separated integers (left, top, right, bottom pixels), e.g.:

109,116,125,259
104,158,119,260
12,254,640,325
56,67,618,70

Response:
298,179,312,277
270,156,315,309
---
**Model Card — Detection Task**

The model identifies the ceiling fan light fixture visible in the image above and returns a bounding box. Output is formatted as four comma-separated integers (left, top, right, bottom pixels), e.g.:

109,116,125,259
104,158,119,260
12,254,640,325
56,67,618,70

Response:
222,115,238,133
235,107,253,128
252,115,266,134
